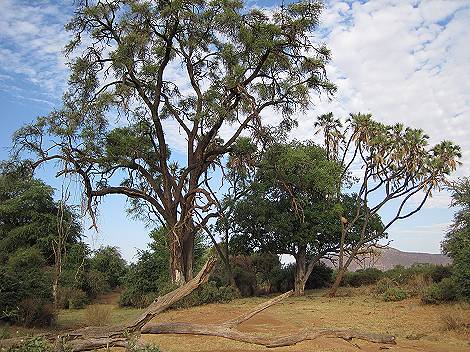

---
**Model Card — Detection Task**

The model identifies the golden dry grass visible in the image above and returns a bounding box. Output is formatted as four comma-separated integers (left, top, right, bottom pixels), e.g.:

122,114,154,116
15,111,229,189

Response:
142,289,470,352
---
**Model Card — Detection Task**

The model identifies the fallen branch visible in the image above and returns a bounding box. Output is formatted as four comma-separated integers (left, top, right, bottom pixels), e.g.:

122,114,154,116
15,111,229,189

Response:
1,257,396,351
142,289,396,348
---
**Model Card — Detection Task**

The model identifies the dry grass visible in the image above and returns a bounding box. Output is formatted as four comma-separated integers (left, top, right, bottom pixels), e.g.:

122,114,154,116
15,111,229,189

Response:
441,306,470,332
143,288,470,352
84,304,112,326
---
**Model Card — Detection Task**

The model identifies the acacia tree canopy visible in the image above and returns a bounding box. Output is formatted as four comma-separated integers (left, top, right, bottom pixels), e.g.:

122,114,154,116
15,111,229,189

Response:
230,142,344,295
13,0,335,285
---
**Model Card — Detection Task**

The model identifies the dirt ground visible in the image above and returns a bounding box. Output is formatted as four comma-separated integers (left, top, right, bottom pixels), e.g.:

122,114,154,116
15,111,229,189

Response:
142,290,470,352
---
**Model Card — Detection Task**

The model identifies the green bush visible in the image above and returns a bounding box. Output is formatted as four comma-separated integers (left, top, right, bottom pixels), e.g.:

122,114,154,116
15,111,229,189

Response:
58,287,88,309
0,249,54,326
7,336,51,352
430,265,453,283
374,277,397,294
305,263,333,289
176,281,237,308
382,287,407,302
344,268,383,287
421,278,458,304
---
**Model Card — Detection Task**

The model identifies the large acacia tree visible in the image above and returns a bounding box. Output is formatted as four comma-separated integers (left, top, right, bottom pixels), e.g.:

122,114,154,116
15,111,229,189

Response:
14,0,335,285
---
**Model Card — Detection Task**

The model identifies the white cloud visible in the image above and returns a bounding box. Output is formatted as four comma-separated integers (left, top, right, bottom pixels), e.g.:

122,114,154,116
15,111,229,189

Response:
290,0,470,194
0,0,72,101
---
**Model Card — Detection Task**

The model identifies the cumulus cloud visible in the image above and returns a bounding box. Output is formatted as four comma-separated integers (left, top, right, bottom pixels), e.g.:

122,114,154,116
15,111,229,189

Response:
0,0,73,103
295,0,470,178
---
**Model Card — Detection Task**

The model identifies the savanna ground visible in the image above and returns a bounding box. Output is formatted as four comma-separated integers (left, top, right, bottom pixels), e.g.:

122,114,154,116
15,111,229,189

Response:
4,288,470,352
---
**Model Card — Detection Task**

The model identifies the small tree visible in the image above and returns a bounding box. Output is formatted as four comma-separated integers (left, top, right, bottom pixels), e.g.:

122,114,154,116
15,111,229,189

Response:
13,0,335,286
315,113,461,296
231,142,342,295
90,246,128,289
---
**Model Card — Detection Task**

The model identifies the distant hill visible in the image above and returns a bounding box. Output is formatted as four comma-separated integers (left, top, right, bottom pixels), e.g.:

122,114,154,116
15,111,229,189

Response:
325,247,452,271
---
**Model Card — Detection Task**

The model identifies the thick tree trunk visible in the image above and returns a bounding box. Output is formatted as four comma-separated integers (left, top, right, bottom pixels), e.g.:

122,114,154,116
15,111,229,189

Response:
170,239,186,286
182,234,194,282
170,225,195,286
294,246,307,296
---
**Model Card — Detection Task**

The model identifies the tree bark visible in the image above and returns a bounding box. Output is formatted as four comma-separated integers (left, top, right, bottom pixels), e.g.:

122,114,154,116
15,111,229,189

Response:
328,254,355,297
294,246,307,296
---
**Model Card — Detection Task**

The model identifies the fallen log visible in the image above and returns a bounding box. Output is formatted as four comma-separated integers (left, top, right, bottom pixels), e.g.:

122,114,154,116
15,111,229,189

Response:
142,290,396,348
1,256,396,351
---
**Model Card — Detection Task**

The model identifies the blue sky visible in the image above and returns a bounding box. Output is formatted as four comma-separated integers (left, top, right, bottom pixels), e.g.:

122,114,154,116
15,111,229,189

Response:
1,0,469,261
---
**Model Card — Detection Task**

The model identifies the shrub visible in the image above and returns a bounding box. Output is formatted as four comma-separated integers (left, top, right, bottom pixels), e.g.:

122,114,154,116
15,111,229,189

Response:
68,287,88,309
85,305,112,326
85,270,111,298
90,246,128,289
430,265,453,283
344,268,383,287
305,263,333,289
0,324,10,339
382,287,407,302
176,281,237,308
7,336,51,352
18,299,55,327
374,277,397,294
119,289,156,308
421,278,458,304
404,274,433,297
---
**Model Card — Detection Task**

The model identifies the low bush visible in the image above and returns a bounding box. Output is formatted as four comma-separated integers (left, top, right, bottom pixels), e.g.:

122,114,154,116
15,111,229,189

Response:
344,268,383,287
18,299,55,327
430,265,453,283
421,278,458,304
404,274,433,297
59,287,88,309
176,281,237,308
374,277,397,294
85,305,112,326
382,287,407,302
441,311,470,331
7,337,51,352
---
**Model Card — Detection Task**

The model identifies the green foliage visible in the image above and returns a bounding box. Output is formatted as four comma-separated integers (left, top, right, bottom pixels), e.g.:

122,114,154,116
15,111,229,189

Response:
382,287,407,302
231,142,343,293
120,228,207,307
421,278,459,304
0,248,54,326
0,163,81,266
374,277,397,295
443,177,470,299
175,282,237,309
58,287,88,309
344,268,383,287
90,246,128,289
7,337,52,352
